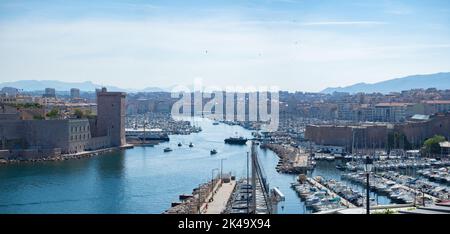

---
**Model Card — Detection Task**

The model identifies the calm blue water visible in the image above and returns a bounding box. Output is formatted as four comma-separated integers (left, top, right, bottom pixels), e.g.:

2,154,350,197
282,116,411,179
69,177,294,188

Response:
0,118,302,214
0,118,390,214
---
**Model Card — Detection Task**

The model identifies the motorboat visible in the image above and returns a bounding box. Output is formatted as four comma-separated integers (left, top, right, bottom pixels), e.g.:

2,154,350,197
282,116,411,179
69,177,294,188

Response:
336,164,346,171
163,147,173,152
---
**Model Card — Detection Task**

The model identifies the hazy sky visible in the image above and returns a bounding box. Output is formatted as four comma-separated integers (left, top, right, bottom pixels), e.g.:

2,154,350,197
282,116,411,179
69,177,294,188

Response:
1,0,450,92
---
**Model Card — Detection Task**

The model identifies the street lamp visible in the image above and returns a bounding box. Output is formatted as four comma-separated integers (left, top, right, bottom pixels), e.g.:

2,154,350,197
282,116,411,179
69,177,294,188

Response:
364,156,373,215
421,185,426,207
220,158,227,181
211,168,219,192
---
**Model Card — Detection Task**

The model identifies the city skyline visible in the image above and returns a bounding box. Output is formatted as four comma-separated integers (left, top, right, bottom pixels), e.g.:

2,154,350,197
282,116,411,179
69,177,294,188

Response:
1,0,450,92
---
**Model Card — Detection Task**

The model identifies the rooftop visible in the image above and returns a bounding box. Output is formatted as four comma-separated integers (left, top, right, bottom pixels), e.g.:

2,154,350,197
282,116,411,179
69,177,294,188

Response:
424,100,450,104
375,102,412,107
439,141,450,148
411,114,430,121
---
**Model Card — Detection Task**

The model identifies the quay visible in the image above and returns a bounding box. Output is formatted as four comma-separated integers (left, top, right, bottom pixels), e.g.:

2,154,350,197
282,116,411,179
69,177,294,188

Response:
164,176,236,214
0,144,134,164
306,177,356,208
203,180,237,214
65,144,134,158
262,143,309,174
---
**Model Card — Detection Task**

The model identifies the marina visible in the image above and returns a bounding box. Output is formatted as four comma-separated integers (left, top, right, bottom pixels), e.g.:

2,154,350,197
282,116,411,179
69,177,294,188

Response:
418,167,450,184
291,177,347,213
0,117,449,214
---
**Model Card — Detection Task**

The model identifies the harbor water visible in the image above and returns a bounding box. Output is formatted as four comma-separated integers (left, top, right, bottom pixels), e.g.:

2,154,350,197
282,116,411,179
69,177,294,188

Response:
0,118,389,214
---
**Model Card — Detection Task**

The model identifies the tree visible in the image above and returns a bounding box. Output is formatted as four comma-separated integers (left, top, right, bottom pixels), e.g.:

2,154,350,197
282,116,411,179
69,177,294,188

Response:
423,135,446,155
387,132,412,150
33,115,44,120
84,109,96,119
46,108,59,119
74,109,84,119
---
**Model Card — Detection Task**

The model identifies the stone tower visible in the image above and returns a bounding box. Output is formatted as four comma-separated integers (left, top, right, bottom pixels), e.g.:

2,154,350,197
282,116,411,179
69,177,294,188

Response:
96,87,126,147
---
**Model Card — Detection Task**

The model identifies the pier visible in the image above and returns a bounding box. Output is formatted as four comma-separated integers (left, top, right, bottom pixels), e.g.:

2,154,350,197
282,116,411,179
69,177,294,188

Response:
203,180,236,214
262,143,309,174
164,176,237,214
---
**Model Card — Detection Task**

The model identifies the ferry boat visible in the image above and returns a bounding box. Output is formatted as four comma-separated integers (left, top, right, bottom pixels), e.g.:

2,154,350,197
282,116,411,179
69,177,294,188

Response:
224,137,248,145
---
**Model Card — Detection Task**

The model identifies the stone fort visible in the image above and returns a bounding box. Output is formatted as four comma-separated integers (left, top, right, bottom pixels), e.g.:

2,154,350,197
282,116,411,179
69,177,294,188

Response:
0,88,126,160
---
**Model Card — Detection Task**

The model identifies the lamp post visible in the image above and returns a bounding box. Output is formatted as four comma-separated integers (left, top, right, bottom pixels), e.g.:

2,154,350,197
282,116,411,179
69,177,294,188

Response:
211,168,219,192
220,158,227,181
421,185,426,207
246,152,250,214
364,156,373,215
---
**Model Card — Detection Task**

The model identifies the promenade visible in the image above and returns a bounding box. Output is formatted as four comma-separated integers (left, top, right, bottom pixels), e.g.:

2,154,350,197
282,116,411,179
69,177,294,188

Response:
203,180,236,214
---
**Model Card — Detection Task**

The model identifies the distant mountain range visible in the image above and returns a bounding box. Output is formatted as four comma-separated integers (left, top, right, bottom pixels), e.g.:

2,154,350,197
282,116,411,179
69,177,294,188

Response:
0,80,169,93
321,72,450,94
2,72,450,94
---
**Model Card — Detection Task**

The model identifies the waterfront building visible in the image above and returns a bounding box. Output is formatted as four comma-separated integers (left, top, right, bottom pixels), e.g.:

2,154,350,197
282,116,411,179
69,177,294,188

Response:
0,88,126,160
305,112,450,153
96,88,126,147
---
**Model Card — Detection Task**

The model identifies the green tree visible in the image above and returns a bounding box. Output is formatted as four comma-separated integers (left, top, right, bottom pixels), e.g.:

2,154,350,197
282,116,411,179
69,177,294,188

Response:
74,109,84,119
388,132,412,150
84,109,96,119
423,135,446,155
46,108,59,119
33,115,44,120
